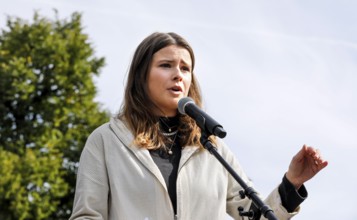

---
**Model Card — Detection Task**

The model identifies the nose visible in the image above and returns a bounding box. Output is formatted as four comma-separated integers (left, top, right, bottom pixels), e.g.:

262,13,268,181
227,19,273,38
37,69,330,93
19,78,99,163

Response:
172,67,183,81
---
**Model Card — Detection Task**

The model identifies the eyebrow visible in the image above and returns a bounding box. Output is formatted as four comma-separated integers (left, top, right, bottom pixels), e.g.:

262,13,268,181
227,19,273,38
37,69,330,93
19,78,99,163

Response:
157,59,174,63
157,59,191,67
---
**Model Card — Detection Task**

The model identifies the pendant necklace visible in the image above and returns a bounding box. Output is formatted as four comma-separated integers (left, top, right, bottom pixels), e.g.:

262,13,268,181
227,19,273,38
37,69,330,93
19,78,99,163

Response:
166,132,178,155
159,117,177,132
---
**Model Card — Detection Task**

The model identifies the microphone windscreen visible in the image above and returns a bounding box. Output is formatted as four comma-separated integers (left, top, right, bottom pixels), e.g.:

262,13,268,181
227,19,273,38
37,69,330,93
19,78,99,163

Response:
178,97,194,115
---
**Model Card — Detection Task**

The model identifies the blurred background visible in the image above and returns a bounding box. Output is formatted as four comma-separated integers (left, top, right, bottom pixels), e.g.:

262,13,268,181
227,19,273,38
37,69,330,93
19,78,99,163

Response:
1,0,356,219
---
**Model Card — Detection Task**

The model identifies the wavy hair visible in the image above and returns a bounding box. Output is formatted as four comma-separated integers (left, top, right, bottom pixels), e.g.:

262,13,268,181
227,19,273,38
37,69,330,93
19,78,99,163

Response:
118,32,203,149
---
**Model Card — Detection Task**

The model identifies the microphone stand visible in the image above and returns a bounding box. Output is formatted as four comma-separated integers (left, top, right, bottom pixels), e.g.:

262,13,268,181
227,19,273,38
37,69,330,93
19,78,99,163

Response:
200,131,278,220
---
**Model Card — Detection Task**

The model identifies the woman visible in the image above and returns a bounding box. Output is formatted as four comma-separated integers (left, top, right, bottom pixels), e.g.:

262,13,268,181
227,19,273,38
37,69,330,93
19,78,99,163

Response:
69,32,328,220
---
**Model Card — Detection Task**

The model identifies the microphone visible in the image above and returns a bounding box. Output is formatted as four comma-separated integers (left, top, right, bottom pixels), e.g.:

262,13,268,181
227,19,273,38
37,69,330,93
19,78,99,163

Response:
178,97,227,138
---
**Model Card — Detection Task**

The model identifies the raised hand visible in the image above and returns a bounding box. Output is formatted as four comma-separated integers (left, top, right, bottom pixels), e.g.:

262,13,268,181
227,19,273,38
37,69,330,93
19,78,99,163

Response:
286,145,328,189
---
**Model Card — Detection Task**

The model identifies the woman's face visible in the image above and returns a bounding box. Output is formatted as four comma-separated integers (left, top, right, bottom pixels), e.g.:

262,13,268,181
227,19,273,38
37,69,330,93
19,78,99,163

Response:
147,45,192,116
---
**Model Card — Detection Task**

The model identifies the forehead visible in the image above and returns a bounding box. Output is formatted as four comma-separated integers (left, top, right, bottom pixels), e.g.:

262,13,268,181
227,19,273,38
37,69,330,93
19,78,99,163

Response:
153,45,192,65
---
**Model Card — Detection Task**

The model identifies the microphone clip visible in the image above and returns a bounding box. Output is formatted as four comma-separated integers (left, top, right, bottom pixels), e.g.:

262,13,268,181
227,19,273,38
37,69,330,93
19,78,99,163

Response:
238,206,255,219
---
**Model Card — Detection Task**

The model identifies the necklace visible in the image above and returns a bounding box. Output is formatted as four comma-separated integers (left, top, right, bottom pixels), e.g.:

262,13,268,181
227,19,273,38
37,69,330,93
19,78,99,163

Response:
162,130,178,136
159,117,178,132
165,132,178,155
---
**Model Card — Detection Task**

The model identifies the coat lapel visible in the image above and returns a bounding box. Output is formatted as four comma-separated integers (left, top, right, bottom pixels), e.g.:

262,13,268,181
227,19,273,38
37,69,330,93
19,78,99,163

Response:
179,145,200,171
109,118,168,191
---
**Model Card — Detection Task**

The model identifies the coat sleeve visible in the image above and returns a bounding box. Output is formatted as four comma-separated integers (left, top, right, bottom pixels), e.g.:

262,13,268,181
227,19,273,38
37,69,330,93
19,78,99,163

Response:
69,127,109,220
220,140,300,220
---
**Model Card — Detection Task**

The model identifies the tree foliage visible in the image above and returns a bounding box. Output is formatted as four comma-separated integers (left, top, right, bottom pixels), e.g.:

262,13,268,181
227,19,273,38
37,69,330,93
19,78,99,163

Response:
0,11,109,219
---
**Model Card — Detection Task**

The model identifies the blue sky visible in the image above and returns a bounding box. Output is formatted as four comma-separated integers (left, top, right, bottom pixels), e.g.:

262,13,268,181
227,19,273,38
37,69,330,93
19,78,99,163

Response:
1,1,357,219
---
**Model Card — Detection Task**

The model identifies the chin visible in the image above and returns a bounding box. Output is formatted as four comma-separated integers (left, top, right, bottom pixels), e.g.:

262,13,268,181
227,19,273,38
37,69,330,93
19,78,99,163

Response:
176,95,186,101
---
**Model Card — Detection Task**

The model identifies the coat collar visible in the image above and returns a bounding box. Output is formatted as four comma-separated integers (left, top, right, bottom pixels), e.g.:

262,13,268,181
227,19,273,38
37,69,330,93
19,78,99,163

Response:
109,117,200,190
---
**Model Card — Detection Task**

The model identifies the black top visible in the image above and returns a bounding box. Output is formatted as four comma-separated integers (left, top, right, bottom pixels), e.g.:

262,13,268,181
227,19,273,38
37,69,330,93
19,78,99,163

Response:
149,116,181,214
150,116,306,215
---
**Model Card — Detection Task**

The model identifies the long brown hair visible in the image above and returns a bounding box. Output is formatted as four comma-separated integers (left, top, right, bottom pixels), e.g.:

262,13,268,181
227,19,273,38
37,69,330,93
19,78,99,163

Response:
118,32,203,149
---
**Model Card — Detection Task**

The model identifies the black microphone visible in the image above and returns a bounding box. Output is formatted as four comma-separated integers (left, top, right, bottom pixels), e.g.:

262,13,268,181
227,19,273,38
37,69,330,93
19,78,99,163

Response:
178,97,227,138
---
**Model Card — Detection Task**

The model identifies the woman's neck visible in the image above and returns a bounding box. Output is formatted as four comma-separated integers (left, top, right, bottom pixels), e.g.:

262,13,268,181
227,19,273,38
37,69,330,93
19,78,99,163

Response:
159,115,179,133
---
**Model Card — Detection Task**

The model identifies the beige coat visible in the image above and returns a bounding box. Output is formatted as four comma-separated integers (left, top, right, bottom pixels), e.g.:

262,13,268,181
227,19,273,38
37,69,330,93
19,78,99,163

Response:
69,118,299,220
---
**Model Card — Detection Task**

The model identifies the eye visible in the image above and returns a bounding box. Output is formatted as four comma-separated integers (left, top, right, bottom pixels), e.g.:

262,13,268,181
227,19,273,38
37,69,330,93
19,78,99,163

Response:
181,66,191,72
159,63,171,68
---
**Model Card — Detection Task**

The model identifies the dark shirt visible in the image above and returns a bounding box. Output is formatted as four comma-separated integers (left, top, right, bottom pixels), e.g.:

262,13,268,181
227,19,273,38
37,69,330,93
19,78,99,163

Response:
150,141,181,214
150,116,181,214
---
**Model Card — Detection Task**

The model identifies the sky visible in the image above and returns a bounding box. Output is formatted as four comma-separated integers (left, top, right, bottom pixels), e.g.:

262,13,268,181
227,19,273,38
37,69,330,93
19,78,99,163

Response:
1,0,357,219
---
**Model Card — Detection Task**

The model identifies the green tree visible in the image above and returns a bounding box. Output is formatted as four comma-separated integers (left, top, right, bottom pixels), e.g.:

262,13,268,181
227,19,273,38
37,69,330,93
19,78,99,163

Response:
0,11,109,219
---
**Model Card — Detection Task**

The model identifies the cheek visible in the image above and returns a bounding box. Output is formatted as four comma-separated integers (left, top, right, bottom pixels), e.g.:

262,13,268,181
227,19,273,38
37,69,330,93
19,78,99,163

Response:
147,78,154,94
147,71,161,94
184,75,192,95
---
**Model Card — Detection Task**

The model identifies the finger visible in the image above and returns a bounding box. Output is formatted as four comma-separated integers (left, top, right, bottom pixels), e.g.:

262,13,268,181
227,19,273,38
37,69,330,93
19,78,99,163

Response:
312,148,328,165
305,150,322,168
294,144,308,161
317,160,328,169
305,145,317,156
313,154,328,171
313,149,322,160
306,147,324,163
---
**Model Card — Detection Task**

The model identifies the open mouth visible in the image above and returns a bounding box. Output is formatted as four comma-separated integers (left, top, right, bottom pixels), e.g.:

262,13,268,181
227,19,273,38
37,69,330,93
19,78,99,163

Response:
170,86,182,92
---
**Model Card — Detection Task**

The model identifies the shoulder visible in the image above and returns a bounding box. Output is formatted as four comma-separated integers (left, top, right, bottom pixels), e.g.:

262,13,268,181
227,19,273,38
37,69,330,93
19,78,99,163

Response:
213,138,244,168
81,118,132,156
81,122,111,154
87,122,111,141
214,138,233,155
88,117,131,140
